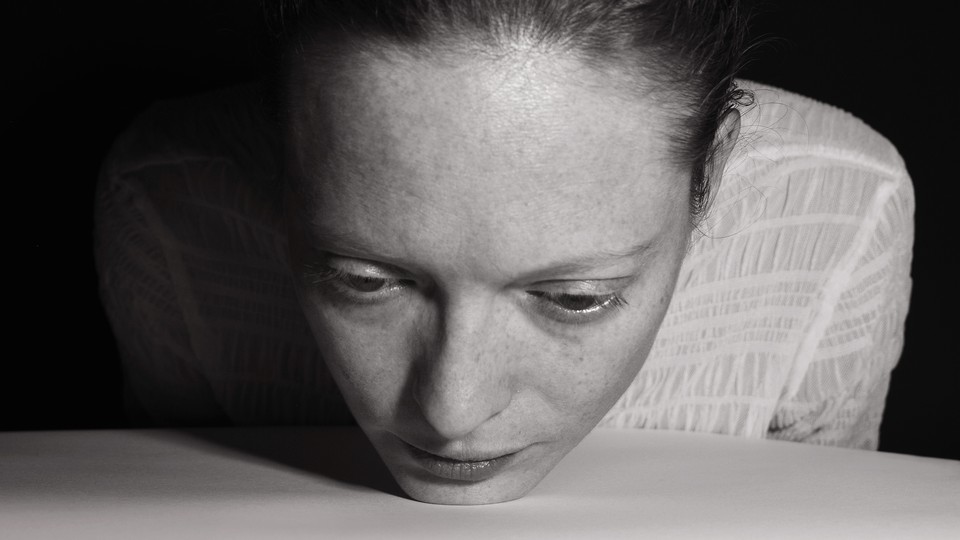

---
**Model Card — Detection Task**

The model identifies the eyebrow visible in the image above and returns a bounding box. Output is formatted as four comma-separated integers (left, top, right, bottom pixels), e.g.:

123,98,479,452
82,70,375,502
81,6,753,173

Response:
310,228,656,280
307,229,410,267
518,241,656,281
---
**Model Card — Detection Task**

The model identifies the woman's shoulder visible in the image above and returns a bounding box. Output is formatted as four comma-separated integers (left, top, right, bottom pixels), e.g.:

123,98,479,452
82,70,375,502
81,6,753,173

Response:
697,80,915,241
102,82,281,186
735,79,908,179
98,82,285,235
605,83,916,439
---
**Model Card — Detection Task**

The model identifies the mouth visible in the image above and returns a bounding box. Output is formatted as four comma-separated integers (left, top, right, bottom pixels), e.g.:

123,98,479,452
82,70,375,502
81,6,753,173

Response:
401,440,523,483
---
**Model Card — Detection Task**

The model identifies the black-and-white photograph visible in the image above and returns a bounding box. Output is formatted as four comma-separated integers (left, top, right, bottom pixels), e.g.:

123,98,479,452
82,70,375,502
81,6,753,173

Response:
5,0,958,537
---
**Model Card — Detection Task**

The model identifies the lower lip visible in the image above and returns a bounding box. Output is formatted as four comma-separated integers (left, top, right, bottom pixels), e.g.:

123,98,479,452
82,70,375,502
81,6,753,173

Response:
405,444,520,482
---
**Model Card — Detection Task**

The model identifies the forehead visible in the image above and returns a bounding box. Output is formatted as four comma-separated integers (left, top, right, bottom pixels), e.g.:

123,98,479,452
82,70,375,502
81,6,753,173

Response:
287,47,690,275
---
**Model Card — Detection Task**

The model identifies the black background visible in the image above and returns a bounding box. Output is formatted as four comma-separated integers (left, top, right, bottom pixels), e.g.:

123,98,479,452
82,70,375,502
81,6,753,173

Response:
7,1,957,460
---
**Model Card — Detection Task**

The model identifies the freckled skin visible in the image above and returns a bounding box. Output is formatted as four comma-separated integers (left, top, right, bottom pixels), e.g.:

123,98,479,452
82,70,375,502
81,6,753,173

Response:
283,45,736,505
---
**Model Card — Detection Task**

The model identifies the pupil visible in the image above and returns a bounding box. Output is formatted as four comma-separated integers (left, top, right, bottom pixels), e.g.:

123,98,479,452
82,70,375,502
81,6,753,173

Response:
557,294,599,311
347,275,386,293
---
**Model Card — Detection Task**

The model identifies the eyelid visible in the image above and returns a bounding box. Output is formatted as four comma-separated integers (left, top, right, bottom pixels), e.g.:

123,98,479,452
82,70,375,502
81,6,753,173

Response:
303,263,411,306
527,290,629,325
522,274,637,325
317,254,411,280
528,276,637,294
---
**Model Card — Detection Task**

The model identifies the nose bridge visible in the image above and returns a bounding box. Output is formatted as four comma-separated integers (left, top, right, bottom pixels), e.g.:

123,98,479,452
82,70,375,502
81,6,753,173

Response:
415,293,513,440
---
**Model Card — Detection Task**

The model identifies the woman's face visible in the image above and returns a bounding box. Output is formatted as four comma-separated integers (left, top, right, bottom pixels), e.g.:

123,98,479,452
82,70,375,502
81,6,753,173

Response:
285,46,693,505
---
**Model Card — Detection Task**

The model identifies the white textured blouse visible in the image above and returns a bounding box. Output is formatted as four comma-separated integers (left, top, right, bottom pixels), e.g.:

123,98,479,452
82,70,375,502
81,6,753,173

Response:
94,81,914,450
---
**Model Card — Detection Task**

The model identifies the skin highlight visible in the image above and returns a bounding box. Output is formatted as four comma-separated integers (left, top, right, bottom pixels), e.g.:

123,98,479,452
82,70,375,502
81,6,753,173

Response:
283,45,739,505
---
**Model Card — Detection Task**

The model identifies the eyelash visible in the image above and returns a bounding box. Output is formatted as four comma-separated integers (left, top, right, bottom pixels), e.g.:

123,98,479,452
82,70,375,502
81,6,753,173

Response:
526,291,629,323
304,264,630,324
305,265,410,304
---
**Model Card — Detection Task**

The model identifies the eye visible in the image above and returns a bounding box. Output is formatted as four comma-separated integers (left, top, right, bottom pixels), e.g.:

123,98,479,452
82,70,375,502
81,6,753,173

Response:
527,290,628,324
339,273,391,293
304,264,411,304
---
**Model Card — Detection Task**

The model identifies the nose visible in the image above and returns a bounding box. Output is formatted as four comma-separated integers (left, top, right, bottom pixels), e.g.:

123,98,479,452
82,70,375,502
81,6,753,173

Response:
414,295,514,441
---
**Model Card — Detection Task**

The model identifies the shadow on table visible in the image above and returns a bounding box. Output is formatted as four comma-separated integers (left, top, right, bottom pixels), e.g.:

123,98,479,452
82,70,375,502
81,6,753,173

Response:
174,426,406,498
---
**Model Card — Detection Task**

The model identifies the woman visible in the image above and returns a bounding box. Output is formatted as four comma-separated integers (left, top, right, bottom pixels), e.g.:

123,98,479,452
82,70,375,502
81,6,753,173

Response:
95,0,914,504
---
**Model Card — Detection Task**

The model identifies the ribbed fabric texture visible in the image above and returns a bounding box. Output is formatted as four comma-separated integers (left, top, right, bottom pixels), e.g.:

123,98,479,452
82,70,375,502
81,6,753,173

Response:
94,82,914,448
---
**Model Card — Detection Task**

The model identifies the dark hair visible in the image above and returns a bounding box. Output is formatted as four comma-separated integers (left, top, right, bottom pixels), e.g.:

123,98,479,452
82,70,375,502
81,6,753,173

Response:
266,0,754,220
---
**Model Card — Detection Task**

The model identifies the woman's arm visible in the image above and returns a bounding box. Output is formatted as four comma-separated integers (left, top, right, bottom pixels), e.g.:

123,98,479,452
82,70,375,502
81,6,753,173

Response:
768,176,915,449
94,154,233,426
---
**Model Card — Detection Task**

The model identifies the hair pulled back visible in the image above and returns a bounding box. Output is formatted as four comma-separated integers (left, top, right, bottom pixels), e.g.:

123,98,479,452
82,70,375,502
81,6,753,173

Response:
267,0,753,220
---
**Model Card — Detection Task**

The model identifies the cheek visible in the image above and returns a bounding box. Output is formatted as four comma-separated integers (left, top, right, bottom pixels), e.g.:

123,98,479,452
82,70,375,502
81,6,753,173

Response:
524,311,661,427
298,294,419,424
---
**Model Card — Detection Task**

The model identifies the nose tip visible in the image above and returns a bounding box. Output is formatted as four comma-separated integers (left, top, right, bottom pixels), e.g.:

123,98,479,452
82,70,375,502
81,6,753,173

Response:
414,363,512,441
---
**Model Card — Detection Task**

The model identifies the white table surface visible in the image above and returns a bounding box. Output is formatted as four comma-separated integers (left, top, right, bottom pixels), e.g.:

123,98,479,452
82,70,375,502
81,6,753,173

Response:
1,426,957,539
